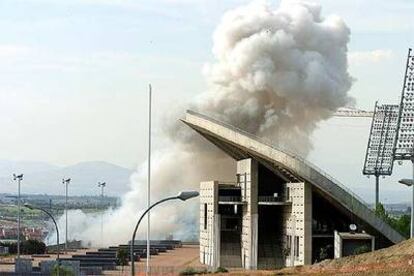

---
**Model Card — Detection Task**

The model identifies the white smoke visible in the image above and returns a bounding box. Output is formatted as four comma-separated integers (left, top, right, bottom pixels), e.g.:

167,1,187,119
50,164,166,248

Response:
54,0,353,246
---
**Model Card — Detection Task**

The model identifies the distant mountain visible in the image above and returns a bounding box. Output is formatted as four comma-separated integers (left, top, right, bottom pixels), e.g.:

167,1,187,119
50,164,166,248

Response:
0,160,134,196
0,159,59,176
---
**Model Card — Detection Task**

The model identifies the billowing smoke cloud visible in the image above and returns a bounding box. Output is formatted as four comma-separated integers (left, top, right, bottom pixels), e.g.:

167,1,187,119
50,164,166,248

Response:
49,0,353,246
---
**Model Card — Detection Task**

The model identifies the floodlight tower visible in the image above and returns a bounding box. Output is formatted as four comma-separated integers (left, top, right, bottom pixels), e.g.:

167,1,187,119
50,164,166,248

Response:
12,173,23,260
393,48,414,238
62,178,71,253
362,102,399,208
98,182,106,246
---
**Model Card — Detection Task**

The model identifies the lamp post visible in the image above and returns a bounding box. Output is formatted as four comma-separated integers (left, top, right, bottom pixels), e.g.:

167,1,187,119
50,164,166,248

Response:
62,178,71,253
13,173,23,261
130,191,199,276
98,182,106,247
24,203,60,276
398,178,414,238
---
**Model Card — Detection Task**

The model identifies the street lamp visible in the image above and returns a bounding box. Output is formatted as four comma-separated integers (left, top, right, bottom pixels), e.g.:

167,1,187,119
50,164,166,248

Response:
130,191,199,276
24,203,60,276
398,178,414,238
62,178,71,253
98,182,106,247
13,173,23,261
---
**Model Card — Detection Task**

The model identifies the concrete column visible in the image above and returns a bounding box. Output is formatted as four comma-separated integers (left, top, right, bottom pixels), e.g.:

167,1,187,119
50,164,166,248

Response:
200,181,219,268
237,158,258,269
283,182,312,266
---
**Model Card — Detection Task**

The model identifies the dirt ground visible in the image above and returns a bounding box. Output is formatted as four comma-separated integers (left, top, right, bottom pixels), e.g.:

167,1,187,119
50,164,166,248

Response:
104,244,205,276
214,238,414,276
0,245,204,275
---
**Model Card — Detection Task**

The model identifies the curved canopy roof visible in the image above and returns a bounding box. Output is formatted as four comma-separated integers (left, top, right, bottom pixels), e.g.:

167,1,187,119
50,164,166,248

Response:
182,110,404,244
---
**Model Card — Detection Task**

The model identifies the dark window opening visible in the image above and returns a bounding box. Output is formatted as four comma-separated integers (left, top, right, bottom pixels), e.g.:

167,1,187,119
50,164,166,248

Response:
204,203,207,230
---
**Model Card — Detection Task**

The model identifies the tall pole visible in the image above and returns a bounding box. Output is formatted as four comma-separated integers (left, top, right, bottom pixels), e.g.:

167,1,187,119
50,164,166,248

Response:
375,174,379,209
411,160,414,238
62,178,71,253
146,84,152,275
98,182,106,247
13,174,23,261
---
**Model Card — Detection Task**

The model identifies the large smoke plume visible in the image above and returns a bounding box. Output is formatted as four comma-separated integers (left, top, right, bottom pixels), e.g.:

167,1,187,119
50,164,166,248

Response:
51,0,353,245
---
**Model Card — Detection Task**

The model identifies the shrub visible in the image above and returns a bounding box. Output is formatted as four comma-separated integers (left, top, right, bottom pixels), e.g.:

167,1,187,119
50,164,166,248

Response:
215,267,228,273
116,248,128,268
353,245,371,255
22,239,46,254
51,264,75,276
179,267,208,275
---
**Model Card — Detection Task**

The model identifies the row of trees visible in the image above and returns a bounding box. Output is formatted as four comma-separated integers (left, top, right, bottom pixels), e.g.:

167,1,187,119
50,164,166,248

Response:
0,240,46,255
375,203,410,238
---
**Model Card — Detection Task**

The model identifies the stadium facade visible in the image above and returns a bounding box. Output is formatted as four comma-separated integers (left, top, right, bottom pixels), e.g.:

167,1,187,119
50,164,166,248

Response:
182,110,404,270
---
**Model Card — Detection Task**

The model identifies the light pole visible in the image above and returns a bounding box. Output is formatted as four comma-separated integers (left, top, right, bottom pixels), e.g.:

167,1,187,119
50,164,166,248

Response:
13,173,23,261
130,191,199,276
398,178,414,238
98,182,106,247
24,203,60,276
62,178,71,253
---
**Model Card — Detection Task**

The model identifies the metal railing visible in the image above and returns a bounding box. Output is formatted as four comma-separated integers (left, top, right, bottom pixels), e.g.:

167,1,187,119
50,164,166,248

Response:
258,196,285,202
187,110,371,210
218,196,242,202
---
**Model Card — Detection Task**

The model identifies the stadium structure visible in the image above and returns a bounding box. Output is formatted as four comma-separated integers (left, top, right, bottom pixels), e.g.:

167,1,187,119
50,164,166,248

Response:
182,110,405,270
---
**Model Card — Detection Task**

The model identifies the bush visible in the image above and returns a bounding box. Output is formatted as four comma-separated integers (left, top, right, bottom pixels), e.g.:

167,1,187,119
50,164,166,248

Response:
0,240,45,255
179,267,208,275
22,239,46,254
215,267,228,273
353,245,371,255
116,248,128,267
51,264,75,276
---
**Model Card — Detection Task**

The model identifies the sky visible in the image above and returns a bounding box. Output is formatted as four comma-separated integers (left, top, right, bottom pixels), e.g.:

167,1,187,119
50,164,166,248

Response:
0,0,413,202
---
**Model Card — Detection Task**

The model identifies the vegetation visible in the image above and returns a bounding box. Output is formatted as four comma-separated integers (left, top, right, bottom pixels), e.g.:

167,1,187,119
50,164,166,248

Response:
215,267,228,273
52,264,75,276
353,245,371,255
179,267,208,275
375,203,410,238
0,239,46,254
116,248,128,271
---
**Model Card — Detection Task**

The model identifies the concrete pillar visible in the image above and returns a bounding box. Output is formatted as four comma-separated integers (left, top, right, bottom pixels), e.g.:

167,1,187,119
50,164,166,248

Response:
237,158,258,269
200,181,220,269
283,182,312,266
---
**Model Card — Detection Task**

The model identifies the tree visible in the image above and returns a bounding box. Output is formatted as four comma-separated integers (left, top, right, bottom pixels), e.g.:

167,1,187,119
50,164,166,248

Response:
375,203,410,239
116,248,128,271
22,239,46,254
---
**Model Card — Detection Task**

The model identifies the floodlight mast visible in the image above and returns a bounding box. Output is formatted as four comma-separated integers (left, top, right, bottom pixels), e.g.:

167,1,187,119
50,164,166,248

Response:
393,48,414,238
62,178,71,253
98,182,106,246
12,173,23,261
362,102,399,208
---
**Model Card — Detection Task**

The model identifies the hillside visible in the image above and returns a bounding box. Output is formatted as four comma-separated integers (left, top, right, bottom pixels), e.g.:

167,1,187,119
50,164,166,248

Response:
215,239,414,275
0,160,134,196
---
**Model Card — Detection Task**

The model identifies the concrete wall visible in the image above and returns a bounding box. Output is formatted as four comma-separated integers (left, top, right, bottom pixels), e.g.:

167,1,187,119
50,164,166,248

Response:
334,231,375,258
237,158,258,269
283,182,312,266
200,181,220,269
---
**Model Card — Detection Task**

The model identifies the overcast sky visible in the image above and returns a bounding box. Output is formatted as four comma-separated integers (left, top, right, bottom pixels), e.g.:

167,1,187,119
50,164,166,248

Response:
0,0,413,202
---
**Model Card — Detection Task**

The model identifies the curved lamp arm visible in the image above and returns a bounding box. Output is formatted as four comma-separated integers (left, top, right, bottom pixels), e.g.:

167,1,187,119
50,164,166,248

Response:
24,203,60,272
130,190,198,276
130,196,177,276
